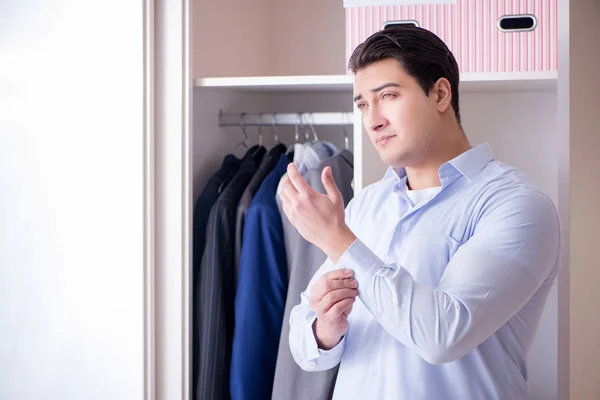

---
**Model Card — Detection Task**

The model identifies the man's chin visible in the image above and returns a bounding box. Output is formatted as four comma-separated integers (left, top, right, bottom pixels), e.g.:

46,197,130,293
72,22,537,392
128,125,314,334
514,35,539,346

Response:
379,151,406,169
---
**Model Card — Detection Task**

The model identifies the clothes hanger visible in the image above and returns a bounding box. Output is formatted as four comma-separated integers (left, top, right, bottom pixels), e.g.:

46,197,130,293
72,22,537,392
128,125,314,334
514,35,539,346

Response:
302,113,310,142
307,112,338,159
272,112,282,146
247,112,265,159
235,113,250,150
307,112,319,142
285,114,299,155
257,112,264,148
272,112,287,149
294,113,301,144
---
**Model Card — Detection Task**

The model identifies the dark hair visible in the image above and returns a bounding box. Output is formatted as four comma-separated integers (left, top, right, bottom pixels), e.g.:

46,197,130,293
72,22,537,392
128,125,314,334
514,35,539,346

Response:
348,25,461,124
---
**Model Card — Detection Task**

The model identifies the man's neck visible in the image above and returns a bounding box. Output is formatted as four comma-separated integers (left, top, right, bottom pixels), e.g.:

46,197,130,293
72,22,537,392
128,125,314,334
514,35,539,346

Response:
405,134,472,191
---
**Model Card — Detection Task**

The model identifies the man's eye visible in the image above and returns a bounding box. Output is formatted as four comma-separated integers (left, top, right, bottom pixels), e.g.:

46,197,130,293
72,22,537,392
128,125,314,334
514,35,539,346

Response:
382,93,396,99
356,103,367,110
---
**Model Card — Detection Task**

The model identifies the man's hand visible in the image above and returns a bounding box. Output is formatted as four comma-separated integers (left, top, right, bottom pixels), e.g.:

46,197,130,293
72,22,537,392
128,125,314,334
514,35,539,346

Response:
309,269,359,350
280,164,356,263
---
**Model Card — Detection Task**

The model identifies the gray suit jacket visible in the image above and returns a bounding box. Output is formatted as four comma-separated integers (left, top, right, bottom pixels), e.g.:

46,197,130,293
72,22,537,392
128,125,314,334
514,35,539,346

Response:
271,149,354,400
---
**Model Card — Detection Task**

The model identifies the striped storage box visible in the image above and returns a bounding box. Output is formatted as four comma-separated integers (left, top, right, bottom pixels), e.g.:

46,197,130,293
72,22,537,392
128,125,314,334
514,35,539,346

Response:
345,0,558,73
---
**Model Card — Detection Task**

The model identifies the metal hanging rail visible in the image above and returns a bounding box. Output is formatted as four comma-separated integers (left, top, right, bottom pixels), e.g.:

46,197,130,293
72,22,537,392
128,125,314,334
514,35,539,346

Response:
218,111,354,127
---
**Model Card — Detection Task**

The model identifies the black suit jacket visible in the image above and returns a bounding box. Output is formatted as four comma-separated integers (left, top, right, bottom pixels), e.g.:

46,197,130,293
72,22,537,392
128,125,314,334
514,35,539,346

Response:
192,154,241,400
196,145,266,400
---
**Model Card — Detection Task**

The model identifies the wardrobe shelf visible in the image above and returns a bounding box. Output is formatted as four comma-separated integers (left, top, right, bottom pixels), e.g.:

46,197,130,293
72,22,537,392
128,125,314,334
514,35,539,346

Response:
194,71,557,93
459,71,557,93
194,75,353,92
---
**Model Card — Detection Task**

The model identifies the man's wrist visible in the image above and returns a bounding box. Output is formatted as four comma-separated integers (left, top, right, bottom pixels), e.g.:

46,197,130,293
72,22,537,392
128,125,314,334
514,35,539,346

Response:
312,318,343,351
324,225,357,264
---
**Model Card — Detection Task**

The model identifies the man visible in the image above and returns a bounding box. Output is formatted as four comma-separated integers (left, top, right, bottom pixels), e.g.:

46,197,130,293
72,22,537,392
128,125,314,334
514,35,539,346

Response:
279,26,560,399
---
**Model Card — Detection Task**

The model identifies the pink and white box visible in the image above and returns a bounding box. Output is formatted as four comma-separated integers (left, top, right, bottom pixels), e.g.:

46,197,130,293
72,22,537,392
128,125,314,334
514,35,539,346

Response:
345,0,558,73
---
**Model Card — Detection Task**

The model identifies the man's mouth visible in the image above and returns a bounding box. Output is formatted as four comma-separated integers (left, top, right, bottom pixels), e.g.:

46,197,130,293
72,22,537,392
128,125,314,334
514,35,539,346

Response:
376,135,396,145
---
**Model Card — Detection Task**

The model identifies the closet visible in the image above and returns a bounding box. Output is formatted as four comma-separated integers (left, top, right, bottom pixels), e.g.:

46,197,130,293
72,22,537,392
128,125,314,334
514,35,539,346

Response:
153,0,600,399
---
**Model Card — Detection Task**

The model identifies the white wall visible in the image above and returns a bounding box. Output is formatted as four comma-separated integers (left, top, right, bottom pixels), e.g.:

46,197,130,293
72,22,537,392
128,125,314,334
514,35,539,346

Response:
461,90,558,400
0,1,147,399
562,1,600,398
192,0,346,78
269,0,346,76
191,0,271,78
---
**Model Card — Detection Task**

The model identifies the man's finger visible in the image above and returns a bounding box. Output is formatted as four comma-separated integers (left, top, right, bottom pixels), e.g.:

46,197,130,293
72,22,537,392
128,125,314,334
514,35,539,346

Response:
327,297,356,319
317,278,358,301
287,162,313,195
342,301,354,318
280,174,298,199
279,190,295,223
324,269,354,281
322,288,359,313
279,189,290,206
322,166,342,204
311,269,355,303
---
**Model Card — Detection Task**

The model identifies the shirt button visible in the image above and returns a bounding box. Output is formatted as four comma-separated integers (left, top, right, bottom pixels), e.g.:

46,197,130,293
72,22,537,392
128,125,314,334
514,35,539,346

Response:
371,369,378,377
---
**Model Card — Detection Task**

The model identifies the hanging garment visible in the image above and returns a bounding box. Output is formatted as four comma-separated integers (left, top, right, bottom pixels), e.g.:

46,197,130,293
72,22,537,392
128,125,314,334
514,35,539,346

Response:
290,142,304,165
196,145,266,400
229,153,292,400
234,143,288,277
276,141,337,197
271,149,354,400
192,154,241,400
193,154,242,266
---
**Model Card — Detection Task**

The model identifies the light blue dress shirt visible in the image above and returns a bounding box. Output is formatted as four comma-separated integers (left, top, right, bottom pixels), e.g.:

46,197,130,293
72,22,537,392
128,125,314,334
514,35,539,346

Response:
289,143,560,400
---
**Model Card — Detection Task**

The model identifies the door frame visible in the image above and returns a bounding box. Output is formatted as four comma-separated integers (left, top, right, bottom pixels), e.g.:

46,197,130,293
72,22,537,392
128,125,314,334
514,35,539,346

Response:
151,0,193,399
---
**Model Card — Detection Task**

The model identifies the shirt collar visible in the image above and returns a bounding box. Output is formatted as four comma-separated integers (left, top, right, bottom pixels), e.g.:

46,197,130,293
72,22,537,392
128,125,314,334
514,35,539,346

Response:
382,142,495,184
445,142,495,182
383,165,406,183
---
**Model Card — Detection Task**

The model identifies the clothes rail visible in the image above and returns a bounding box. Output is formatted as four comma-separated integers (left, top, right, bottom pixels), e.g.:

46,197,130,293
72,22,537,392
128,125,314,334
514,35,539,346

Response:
218,111,354,127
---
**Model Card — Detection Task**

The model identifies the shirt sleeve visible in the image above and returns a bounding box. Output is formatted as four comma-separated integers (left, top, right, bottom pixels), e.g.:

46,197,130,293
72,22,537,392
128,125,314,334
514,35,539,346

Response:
288,257,347,371
288,196,359,372
338,190,561,364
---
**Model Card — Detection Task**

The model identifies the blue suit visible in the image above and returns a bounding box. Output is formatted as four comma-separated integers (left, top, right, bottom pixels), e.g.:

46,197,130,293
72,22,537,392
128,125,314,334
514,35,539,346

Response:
230,154,291,400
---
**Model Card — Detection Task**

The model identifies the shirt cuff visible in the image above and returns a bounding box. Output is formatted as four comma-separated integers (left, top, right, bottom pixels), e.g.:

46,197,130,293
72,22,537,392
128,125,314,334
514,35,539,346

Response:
303,315,346,370
338,238,391,285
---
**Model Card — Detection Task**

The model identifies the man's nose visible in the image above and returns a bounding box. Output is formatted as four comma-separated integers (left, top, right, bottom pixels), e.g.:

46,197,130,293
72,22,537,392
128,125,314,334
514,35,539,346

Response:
369,110,388,132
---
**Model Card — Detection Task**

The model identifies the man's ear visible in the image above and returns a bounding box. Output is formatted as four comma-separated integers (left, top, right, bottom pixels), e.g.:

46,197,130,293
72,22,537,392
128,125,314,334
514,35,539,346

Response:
433,77,452,113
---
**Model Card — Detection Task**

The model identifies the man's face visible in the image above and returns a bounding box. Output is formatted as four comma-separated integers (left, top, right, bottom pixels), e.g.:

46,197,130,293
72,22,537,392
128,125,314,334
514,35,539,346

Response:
353,58,441,168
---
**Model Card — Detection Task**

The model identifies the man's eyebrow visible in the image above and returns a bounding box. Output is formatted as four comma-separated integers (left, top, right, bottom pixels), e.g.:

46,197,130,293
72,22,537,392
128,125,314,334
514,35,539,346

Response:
371,82,401,93
353,83,401,102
